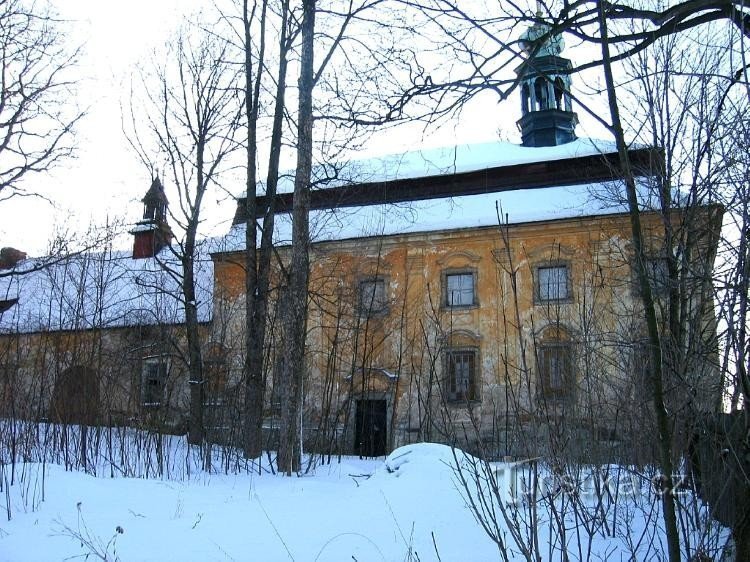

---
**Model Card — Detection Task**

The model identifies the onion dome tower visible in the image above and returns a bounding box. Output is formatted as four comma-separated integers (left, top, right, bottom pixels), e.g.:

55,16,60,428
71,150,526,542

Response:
515,12,578,147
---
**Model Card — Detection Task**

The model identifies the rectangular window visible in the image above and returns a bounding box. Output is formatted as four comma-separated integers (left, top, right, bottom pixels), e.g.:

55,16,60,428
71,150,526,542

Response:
446,272,475,307
359,278,388,315
142,357,168,406
646,258,668,294
539,345,571,398
537,265,569,302
204,360,228,400
632,340,655,394
632,257,669,296
446,349,477,402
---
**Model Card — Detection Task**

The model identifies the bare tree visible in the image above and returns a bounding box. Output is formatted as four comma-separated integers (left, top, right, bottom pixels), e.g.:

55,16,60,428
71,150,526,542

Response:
225,0,419,468
596,13,682,561
0,0,83,202
276,0,316,475
383,1,749,140
238,0,293,460
372,3,747,560
127,24,242,446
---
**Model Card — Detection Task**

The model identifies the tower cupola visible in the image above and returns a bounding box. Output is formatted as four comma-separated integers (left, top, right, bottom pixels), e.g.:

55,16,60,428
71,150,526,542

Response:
141,176,168,223
515,16,578,147
131,177,173,259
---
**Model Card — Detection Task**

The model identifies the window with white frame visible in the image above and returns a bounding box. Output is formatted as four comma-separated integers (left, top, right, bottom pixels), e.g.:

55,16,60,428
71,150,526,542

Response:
142,357,168,406
537,265,570,302
445,271,475,307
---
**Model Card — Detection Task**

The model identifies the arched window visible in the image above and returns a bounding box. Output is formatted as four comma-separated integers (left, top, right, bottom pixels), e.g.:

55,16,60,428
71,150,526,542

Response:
554,77,565,110
537,325,574,400
444,330,481,403
521,83,530,114
534,77,548,110
204,342,229,400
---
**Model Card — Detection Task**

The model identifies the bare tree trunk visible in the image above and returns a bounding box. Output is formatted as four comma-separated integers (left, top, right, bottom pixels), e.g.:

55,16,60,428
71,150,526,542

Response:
243,0,290,460
242,0,265,459
597,3,681,560
277,0,315,475
127,30,241,448
186,233,204,445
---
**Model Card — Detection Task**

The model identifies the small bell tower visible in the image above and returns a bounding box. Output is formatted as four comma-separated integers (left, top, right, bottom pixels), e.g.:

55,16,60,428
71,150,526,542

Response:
515,11,578,147
131,177,173,259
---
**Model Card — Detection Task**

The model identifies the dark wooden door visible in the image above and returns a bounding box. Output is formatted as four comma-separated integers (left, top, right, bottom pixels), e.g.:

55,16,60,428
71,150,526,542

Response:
354,399,387,457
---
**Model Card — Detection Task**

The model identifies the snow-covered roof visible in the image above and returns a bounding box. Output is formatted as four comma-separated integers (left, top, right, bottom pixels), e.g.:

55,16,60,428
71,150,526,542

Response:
130,222,160,233
0,244,213,334
220,180,645,252
251,138,620,196
1,137,647,333
221,137,654,253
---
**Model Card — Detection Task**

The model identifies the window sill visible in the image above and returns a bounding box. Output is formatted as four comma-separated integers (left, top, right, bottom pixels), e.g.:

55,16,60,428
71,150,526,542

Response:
359,310,389,319
446,398,481,406
534,298,573,306
538,393,572,402
441,303,479,312
631,287,669,298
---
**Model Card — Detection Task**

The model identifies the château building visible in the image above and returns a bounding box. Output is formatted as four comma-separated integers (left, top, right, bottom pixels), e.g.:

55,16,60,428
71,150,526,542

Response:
0,23,722,460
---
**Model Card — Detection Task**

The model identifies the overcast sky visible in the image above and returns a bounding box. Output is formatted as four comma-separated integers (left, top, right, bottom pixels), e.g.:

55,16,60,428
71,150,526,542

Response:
0,1,608,257
0,0,204,255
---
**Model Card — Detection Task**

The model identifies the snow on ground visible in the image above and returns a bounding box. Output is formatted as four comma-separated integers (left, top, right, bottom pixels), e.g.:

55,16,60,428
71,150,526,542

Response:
0,443,497,562
0,437,730,561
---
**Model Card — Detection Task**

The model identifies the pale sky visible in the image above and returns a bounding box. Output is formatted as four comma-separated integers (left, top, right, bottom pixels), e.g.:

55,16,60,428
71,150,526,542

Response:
0,1,609,257
0,0,205,255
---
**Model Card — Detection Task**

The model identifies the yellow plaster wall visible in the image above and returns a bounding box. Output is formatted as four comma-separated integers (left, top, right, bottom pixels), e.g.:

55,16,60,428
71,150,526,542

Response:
213,212,675,451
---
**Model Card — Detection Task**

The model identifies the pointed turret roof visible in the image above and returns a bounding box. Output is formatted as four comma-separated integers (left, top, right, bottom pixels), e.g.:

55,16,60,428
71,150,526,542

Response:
143,176,168,205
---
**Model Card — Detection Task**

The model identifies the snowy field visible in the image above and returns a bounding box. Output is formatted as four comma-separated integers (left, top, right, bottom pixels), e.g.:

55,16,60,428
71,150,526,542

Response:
2,443,500,561
0,427,730,561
